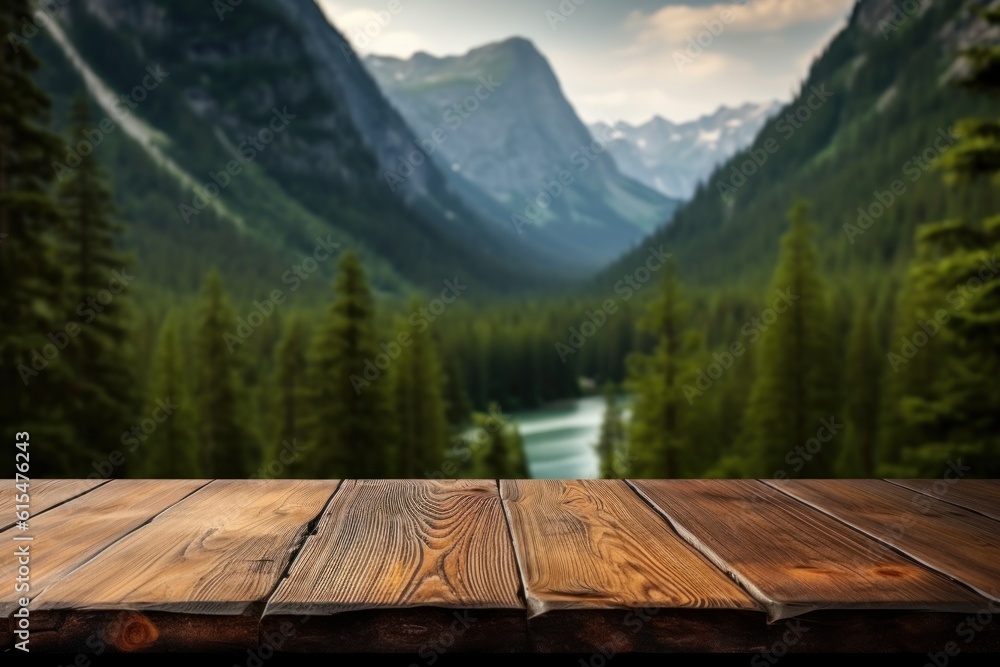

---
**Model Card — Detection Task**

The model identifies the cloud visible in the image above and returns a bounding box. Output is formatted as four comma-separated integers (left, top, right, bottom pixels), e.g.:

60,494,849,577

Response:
314,1,423,54
315,0,857,124
625,0,853,53
558,0,852,123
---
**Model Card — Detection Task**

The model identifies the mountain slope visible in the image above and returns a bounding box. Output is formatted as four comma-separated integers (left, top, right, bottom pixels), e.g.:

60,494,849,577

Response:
601,0,1000,291
35,0,568,298
365,38,679,268
590,102,782,200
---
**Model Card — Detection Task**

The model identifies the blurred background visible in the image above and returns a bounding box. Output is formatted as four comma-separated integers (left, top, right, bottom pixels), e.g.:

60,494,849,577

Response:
2,0,998,480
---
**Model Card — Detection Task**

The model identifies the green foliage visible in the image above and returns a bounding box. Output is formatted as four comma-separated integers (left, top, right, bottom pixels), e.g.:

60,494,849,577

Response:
601,0,1000,292
391,302,449,477
838,298,879,476
58,92,141,474
141,314,199,477
0,1,78,473
303,252,395,477
267,315,310,476
743,202,840,477
30,2,556,299
625,262,701,477
470,404,529,478
195,269,258,476
881,8,1000,477
596,382,627,479
8,0,1000,481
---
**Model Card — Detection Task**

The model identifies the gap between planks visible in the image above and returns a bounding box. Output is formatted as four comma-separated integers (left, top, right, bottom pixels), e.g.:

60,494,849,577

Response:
24,481,341,653
495,479,531,615
621,479,770,617
19,479,998,652
759,479,957,580
260,480,527,652
630,479,990,623
255,479,346,616
25,480,213,605
0,479,113,532
761,479,1000,605
883,478,1000,523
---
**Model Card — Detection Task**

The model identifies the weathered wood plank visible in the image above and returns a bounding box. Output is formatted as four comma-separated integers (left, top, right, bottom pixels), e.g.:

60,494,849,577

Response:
6,478,1000,653
2,479,206,648
501,480,765,651
0,479,108,531
767,479,1000,603
889,479,1000,522
29,480,337,652
630,479,988,621
1,480,206,618
501,479,759,615
263,479,526,652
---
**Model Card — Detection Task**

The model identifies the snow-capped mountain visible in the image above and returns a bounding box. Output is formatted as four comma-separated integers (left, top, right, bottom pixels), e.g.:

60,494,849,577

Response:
590,101,783,200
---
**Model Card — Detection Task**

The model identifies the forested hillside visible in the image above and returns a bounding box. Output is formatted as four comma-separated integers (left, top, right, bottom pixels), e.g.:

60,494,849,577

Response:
4,0,998,480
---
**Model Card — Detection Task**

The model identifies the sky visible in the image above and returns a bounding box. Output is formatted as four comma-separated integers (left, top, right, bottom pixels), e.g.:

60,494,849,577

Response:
316,0,857,125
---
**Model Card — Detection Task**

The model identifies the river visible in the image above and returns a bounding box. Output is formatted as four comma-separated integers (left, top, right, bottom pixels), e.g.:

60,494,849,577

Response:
511,395,630,479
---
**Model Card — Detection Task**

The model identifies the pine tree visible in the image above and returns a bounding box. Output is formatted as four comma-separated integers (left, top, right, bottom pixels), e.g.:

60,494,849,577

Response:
878,265,945,476
391,304,448,477
0,2,77,474
474,403,529,478
59,92,140,472
743,201,840,477
441,352,472,428
195,269,256,477
141,314,199,477
838,297,880,476
596,382,627,478
886,10,1000,476
505,423,530,479
935,7,1000,187
305,251,394,477
269,315,309,473
624,260,699,477
391,321,417,477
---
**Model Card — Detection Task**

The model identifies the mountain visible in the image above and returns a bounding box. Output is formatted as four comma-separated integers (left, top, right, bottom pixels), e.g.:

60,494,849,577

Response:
600,0,1000,291
364,39,679,268
31,0,569,299
590,102,782,200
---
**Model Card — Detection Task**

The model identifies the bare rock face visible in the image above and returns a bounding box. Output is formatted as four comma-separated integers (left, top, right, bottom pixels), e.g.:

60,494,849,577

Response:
47,0,569,290
274,0,443,202
81,0,380,190
366,38,678,266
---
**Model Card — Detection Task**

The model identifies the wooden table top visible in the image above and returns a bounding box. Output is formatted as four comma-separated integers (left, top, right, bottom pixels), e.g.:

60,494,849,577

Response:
4,478,999,653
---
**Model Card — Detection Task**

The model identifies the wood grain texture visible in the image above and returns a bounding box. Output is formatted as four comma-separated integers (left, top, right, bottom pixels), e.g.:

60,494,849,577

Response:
500,479,761,618
28,480,336,652
266,479,522,614
7,478,1000,653
0,479,108,530
630,479,988,621
0,480,206,617
767,479,1000,603
263,479,526,652
889,479,1000,522
31,480,336,614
